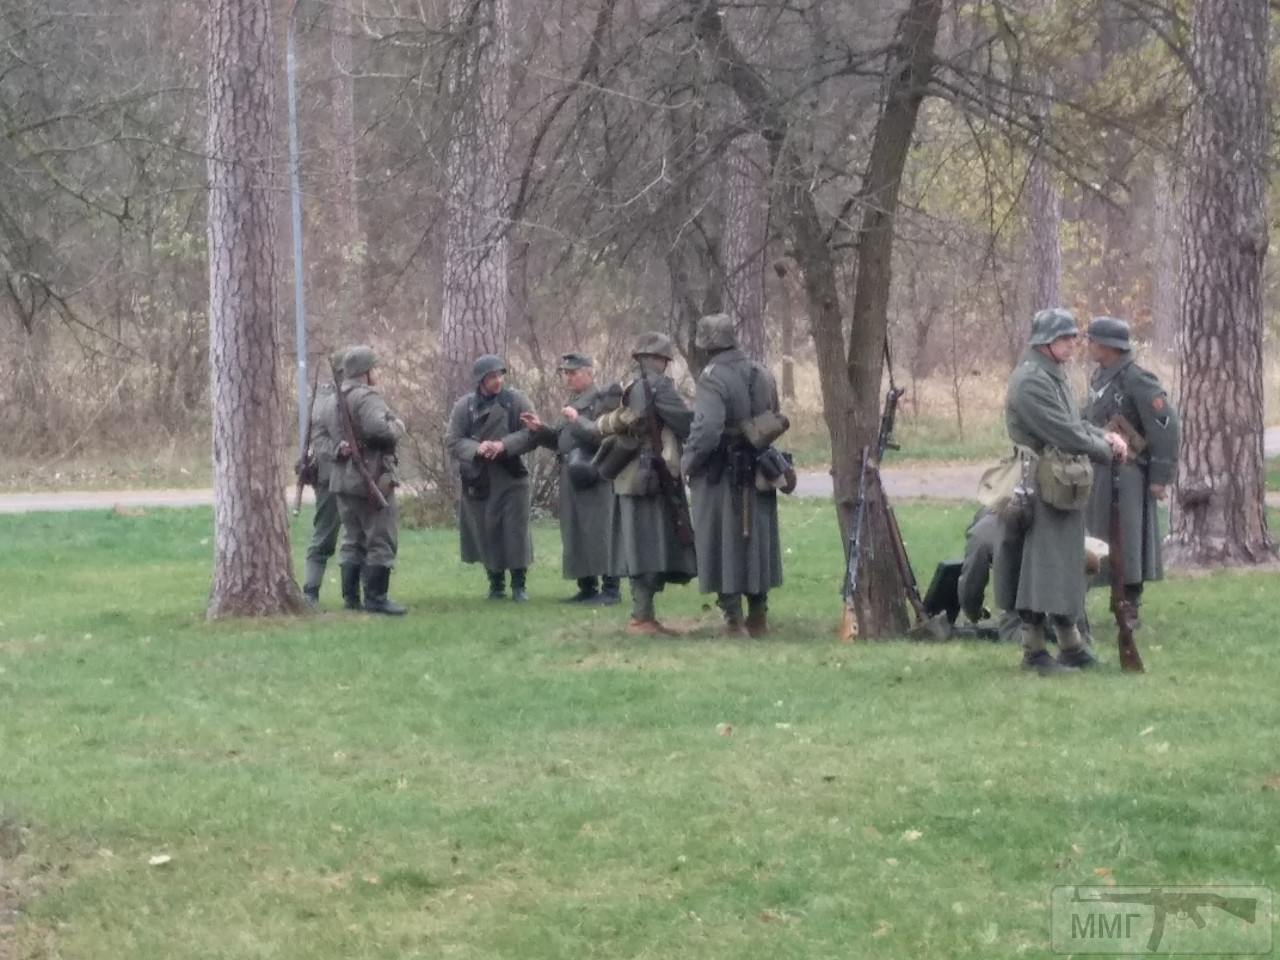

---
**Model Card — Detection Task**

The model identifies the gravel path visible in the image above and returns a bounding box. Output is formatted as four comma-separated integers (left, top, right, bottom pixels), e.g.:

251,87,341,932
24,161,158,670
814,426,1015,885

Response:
0,428,1276,514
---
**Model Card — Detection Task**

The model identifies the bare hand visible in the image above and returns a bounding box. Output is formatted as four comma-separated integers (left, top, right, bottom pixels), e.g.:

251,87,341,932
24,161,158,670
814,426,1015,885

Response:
561,406,579,422
479,440,506,460
519,411,544,432
1105,431,1129,463
1150,484,1167,500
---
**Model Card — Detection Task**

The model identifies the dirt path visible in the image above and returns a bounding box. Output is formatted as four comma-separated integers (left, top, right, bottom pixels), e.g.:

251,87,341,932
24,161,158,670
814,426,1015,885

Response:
0,427,1276,514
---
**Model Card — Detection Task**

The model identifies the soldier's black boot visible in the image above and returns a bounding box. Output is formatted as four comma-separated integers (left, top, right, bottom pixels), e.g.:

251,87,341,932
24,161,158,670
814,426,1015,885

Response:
362,566,407,616
486,569,506,600
510,568,529,603
1054,622,1100,669
1019,616,1077,676
591,576,622,606
562,577,598,603
303,559,326,607
340,563,362,611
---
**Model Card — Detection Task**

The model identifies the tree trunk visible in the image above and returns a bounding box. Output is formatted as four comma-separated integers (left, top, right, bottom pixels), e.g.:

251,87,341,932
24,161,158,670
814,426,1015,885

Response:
441,0,511,398
773,258,796,400
722,135,768,362
1026,94,1061,310
206,0,304,618
1151,156,1180,354
695,0,941,637
1167,0,1274,566
328,0,368,338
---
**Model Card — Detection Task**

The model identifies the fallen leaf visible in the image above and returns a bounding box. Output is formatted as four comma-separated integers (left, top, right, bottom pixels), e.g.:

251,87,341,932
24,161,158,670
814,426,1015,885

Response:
873,919,893,937
1093,867,1112,877
1071,844,1084,856
716,723,733,737
902,829,923,842
1139,726,1155,737
148,854,172,867
884,858,899,866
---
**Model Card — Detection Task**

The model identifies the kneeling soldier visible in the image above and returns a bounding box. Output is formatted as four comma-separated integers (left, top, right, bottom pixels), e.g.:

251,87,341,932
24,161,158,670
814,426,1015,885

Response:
330,346,407,615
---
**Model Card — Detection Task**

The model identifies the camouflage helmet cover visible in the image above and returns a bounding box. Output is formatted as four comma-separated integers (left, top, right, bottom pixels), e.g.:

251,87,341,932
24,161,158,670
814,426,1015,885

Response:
343,345,378,378
472,354,507,387
695,312,738,351
1086,316,1132,351
631,331,675,361
1028,308,1080,347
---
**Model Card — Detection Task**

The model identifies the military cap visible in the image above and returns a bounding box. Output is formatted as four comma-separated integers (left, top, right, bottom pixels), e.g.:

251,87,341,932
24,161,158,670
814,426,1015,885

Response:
1028,308,1079,346
695,312,738,351
472,354,507,386
343,345,378,378
1086,316,1132,351
631,331,674,360
557,352,594,371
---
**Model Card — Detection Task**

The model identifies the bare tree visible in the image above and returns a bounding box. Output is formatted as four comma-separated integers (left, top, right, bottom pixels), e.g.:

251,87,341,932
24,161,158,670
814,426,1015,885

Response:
206,0,305,617
441,0,511,396
327,0,369,336
1167,0,1274,566
1150,154,1180,353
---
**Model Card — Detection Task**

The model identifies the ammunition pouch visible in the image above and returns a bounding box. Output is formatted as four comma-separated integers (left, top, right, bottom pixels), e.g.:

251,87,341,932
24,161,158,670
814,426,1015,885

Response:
566,446,601,490
739,410,790,451
459,460,490,501
295,455,319,487
1035,446,1093,511
593,434,641,481
754,447,796,494
632,451,662,496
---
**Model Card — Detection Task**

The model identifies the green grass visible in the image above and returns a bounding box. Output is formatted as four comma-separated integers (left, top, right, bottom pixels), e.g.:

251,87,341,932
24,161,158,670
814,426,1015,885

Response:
785,409,1008,470
3,501,1280,959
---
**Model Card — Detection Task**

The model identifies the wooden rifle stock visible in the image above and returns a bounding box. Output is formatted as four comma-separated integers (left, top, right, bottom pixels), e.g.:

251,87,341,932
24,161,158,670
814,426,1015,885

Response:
292,365,321,516
333,365,389,511
1110,454,1144,671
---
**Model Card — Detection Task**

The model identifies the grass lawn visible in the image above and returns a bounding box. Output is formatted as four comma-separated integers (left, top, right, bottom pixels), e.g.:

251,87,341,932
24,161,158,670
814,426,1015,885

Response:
3,499,1279,959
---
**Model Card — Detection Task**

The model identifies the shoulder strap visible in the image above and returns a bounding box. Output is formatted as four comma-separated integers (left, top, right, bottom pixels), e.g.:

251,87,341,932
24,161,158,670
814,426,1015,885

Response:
496,389,519,433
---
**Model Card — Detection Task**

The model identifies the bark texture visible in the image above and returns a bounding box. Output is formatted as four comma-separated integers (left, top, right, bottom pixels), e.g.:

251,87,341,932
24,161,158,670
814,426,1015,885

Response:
722,136,768,362
1168,0,1275,566
206,0,304,618
442,0,511,398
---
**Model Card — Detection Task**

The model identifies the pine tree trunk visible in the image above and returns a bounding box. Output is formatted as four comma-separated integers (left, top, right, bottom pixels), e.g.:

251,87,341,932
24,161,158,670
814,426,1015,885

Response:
206,0,304,618
1151,156,1180,354
1167,0,1275,566
328,0,368,338
441,0,511,398
722,136,768,362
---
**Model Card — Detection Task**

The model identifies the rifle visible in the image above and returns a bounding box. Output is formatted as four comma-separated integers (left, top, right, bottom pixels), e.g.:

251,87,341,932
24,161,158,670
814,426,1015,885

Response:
840,386,950,642
1110,453,1144,671
1075,888,1257,952
332,362,389,510
639,369,695,547
292,365,321,516
839,386,903,642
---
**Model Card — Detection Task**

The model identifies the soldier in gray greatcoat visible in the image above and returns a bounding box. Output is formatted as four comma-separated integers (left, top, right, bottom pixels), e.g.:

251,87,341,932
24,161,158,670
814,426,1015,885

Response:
520,352,622,605
1083,317,1180,616
681,314,785,637
994,308,1129,674
595,332,696,635
301,349,347,607
330,345,407,615
446,355,538,601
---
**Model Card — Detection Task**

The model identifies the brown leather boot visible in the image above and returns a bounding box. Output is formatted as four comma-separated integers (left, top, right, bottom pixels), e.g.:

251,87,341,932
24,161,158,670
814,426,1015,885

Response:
745,611,768,638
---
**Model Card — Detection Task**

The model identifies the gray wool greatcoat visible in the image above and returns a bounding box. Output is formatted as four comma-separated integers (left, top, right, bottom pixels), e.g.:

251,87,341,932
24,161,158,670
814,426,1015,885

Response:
994,349,1113,619
1083,358,1180,586
446,388,537,571
598,371,696,583
531,384,617,579
681,347,784,597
